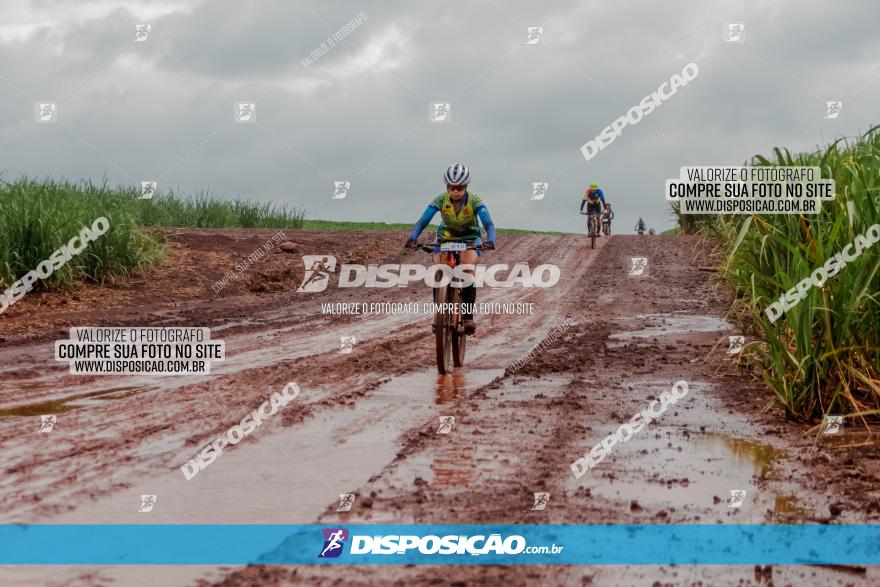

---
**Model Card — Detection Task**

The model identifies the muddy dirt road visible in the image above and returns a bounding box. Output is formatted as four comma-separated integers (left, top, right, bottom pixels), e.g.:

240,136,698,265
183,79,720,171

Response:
1,229,879,586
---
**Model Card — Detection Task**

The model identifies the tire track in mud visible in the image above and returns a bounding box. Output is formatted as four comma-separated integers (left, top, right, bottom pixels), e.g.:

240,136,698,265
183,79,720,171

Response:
0,232,600,522
6,230,876,587
0,231,606,586
210,235,879,587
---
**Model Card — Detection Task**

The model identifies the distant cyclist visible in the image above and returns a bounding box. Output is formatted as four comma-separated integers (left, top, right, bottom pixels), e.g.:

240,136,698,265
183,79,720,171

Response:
580,183,606,236
601,203,614,235
635,217,646,234
405,163,496,335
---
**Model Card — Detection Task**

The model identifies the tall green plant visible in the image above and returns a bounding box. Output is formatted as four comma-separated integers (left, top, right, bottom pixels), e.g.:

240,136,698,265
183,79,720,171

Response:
0,177,164,288
677,128,880,419
0,176,307,291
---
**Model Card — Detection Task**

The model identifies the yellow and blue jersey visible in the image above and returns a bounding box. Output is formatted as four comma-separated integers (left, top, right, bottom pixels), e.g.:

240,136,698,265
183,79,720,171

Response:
409,191,496,243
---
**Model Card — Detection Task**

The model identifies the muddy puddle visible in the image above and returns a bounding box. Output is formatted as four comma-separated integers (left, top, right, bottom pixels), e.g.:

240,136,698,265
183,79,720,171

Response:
43,368,502,525
818,429,880,448
390,443,480,493
566,378,810,522
607,313,733,348
573,429,805,522
431,371,470,405
0,385,157,418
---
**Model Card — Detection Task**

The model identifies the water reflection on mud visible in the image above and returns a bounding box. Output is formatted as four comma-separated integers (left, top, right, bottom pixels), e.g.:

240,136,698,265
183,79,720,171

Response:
435,371,467,404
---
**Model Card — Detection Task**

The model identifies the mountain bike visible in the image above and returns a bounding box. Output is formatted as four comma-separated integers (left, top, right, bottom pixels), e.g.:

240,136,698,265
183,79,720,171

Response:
581,211,601,249
602,215,612,235
414,241,483,375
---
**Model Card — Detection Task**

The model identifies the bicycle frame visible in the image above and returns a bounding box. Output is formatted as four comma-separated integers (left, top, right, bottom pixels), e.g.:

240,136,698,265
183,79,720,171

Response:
581,211,601,248
413,242,482,374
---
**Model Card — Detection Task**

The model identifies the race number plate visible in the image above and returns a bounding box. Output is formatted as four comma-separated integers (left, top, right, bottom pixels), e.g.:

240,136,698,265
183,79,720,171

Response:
439,242,467,252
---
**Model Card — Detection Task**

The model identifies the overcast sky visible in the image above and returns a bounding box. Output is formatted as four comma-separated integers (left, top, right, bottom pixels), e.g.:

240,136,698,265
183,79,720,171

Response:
1,0,878,233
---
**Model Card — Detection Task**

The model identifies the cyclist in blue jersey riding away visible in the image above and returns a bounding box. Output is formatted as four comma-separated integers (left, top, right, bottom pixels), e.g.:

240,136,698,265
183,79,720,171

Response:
580,183,606,236
405,163,496,335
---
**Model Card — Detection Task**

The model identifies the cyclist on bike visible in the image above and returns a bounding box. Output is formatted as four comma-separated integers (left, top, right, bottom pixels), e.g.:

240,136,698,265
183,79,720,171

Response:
601,202,614,234
635,217,646,234
405,163,496,335
580,183,605,236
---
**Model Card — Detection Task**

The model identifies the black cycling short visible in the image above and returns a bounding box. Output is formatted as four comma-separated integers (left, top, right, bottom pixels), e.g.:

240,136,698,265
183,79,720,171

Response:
585,202,602,215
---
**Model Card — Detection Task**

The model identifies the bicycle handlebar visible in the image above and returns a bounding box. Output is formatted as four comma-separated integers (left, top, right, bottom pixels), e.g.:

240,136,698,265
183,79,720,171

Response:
411,242,484,253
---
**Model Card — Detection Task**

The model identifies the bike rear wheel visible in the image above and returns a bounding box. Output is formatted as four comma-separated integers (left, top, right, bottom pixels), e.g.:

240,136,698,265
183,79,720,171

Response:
449,286,466,367
434,285,453,374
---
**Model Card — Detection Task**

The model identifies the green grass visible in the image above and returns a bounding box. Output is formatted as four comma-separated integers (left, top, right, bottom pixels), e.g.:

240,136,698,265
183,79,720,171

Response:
302,219,573,235
0,176,306,291
136,189,305,229
302,219,416,231
673,127,880,420
0,177,165,290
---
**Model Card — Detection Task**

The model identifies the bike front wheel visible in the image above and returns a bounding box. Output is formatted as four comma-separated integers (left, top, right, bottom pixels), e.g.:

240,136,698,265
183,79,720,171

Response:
449,286,466,367
434,285,453,374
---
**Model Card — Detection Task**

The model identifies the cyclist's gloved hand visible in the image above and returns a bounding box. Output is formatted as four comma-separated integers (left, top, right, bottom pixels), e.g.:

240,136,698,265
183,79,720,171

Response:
482,241,495,250
405,238,417,249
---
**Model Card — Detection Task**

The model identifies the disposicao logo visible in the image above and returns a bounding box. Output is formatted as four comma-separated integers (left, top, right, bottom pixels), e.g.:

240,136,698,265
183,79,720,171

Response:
298,255,337,292
319,528,349,558
318,530,538,557
297,255,560,291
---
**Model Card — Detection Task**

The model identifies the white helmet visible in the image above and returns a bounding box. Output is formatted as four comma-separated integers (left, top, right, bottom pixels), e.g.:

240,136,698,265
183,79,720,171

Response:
444,163,470,186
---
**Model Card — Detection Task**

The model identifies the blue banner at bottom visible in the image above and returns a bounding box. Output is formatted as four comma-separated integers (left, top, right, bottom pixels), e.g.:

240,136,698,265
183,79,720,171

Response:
1,524,879,565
